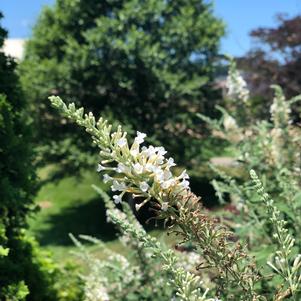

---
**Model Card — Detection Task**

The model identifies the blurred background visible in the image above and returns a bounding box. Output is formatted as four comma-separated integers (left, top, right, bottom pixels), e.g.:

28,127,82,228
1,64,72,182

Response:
2,0,301,264
1,1,301,299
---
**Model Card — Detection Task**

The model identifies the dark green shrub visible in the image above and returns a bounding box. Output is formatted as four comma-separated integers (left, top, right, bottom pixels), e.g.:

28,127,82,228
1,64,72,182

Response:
0,13,82,300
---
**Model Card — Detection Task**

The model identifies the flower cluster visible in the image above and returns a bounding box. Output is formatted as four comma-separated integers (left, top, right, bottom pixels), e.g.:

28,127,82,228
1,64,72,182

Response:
84,279,110,301
270,85,292,128
226,63,249,103
50,94,190,212
98,130,190,209
222,114,237,131
177,251,202,273
85,252,141,301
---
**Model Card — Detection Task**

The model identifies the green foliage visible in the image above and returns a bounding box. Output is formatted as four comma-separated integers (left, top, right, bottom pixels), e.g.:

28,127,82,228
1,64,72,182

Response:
20,0,225,178
50,95,262,300
50,61,301,299
0,12,80,300
199,61,301,300
71,188,214,301
0,84,56,301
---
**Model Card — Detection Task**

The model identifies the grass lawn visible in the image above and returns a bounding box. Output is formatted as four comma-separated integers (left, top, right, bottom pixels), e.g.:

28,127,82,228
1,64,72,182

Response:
28,169,174,264
28,169,119,262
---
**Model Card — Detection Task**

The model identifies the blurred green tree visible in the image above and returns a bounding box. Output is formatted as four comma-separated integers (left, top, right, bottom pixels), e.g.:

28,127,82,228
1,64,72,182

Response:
20,0,225,178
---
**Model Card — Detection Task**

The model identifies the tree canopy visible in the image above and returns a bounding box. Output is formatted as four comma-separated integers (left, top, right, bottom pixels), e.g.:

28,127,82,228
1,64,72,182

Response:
238,14,301,119
20,0,225,176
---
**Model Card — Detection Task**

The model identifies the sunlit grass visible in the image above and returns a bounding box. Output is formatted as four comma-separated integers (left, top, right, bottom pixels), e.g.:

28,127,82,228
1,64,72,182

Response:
28,168,176,266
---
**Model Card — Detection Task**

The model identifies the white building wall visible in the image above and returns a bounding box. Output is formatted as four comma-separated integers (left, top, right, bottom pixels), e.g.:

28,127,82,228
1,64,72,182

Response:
2,39,25,60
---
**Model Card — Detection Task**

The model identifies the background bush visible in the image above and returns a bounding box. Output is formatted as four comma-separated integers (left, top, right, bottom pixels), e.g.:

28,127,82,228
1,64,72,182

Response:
0,12,81,300
50,61,301,300
199,62,301,299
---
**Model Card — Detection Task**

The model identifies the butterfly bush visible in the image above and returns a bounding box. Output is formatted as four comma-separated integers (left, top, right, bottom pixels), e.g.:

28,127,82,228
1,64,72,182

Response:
107,206,215,301
199,60,301,300
226,62,249,103
50,96,263,301
50,60,301,300
70,187,216,301
250,170,301,298
70,232,143,301
50,96,190,213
